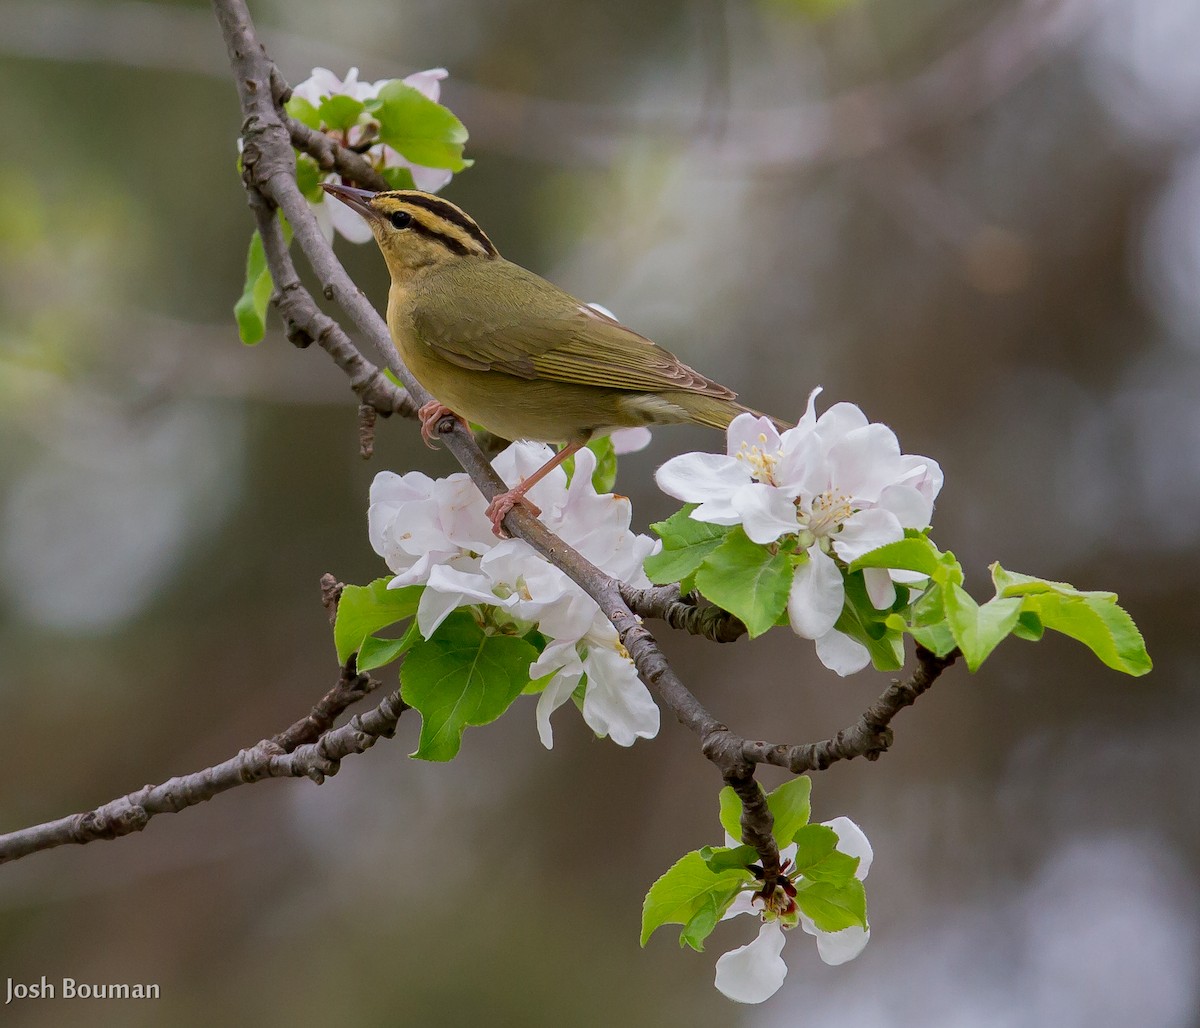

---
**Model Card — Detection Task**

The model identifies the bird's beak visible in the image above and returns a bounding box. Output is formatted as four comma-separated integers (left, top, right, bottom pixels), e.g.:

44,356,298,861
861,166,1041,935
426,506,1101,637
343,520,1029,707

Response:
321,182,380,221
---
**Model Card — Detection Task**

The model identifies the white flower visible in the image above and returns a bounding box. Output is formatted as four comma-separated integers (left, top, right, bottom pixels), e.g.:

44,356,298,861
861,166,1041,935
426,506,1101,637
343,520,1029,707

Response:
367,442,661,747
292,66,455,242
714,817,873,1004
655,387,942,675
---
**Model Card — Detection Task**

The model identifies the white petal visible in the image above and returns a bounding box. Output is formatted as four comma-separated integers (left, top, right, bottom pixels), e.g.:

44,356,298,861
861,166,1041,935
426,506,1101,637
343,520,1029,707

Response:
827,423,902,502
409,164,454,193
863,566,896,610
714,921,789,1004
310,196,335,243
736,484,799,544
895,453,944,504
726,412,783,462
795,385,824,430
831,507,904,564
799,918,870,966
787,546,844,639
609,426,653,454
534,668,581,750
417,564,502,637
655,452,750,508
815,400,870,439
877,483,933,531
814,629,871,676
401,67,448,100
580,645,659,746
821,816,874,879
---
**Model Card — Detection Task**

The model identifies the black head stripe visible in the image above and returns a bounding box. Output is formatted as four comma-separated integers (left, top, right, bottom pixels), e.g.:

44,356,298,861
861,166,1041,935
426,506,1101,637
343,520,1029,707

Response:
396,193,498,256
408,218,475,256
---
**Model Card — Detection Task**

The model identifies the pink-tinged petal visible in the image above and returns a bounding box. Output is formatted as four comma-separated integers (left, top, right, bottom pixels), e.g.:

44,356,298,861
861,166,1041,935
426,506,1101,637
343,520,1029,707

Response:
775,425,825,495
896,453,944,503
714,921,789,1004
832,507,903,564
409,164,454,193
493,441,569,515
863,566,896,609
788,545,844,639
798,918,870,966
655,452,749,508
877,483,933,531
327,192,375,243
726,412,783,462
815,400,869,438
821,817,874,879
795,385,824,430
827,423,902,501
737,483,799,544
310,196,336,243
814,629,871,676
401,67,448,101
610,426,653,454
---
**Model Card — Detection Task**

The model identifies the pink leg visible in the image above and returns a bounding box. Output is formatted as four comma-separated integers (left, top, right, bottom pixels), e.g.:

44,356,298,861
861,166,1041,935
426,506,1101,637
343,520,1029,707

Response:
418,401,465,449
486,441,585,537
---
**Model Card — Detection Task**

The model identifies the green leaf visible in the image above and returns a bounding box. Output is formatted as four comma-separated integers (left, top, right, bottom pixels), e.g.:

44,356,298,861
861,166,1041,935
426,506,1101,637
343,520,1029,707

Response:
790,824,859,884
850,536,942,577
233,230,272,345
943,585,1022,671
371,81,472,171
834,571,904,671
285,96,321,129
699,844,759,874
991,563,1114,601
766,776,812,844
379,166,417,191
795,878,867,932
694,527,792,638
355,621,421,672
587,436,618,493
294,155,325,203
318,94,366,131
640,851,748,950
909,620,958,657
1011,610,1044,641
1025,592,1152,676
334,578,424,664
718,786,743,841
643,506,731,586
401,612,538,761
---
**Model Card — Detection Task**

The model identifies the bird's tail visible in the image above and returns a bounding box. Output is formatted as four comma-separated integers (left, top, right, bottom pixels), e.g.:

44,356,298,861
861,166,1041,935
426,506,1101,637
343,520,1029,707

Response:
674,394,791,434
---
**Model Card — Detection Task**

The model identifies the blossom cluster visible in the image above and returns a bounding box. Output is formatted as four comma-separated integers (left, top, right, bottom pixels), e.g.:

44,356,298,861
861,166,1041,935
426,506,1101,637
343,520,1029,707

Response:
656,387,943,675
716,816,873,1003
369,442,661,747
289,67,455,243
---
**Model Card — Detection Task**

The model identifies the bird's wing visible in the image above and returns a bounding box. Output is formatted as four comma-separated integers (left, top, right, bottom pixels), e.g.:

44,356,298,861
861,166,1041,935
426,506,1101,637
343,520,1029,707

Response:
412,280,736,399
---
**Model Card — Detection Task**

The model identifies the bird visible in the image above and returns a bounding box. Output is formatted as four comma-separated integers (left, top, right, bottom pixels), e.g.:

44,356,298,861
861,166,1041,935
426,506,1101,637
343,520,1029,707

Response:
323,182,785,535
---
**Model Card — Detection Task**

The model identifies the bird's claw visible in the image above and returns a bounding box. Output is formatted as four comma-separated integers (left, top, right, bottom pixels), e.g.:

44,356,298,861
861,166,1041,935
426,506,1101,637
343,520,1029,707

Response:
417,401,464,449
486,490,542,538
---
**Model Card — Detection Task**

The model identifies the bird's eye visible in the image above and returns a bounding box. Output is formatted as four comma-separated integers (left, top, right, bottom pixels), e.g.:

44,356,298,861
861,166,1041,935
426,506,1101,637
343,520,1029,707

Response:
389,210,413,230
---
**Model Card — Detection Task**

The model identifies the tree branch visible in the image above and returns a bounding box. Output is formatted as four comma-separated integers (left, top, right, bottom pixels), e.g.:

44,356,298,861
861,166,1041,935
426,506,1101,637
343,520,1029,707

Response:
0,685,408,865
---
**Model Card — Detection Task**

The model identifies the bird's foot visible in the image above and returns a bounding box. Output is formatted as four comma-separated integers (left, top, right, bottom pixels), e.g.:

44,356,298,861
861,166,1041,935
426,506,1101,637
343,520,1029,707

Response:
485,489,542,538
418,401,465,449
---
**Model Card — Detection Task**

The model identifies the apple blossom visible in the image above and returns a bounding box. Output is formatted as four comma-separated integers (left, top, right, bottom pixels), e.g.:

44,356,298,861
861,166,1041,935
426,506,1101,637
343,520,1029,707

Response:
714,816,873,1004
368,442,660,747
655,387,942,675
290,66,456,243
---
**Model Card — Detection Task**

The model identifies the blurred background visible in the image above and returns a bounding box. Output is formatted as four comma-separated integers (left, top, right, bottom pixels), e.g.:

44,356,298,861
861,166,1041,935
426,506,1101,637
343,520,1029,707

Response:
1,0,1198,1024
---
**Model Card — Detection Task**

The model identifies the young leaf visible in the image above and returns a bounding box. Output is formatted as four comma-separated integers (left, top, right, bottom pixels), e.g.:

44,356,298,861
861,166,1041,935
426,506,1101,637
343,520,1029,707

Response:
943,585,1022,671
355,621,421,672
795,878,867,932
587,436,618,493
718,786,743,841
909,620,958,657
318,94,366,131
401,612,538,761
371,82,472,171
294,155,325,203
790,824,859,884
285,96,321,129
766,776,812,844
334,579,424,664
1011,610,1044,641
234,230,272,345
849,536,942,577
700,844,759,874
991,563,1114,602
379,166,417,191
643,506,731,586
1024,591,1152,676
641,851,748,951
694,528,792,638
834,572,904,671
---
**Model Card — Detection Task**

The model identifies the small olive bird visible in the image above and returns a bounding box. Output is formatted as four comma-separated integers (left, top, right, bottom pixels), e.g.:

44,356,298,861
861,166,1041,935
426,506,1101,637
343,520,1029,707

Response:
324,183,784,535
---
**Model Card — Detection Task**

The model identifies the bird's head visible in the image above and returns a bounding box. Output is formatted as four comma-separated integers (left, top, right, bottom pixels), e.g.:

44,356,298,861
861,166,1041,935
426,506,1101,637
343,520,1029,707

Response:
322,184,498,279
